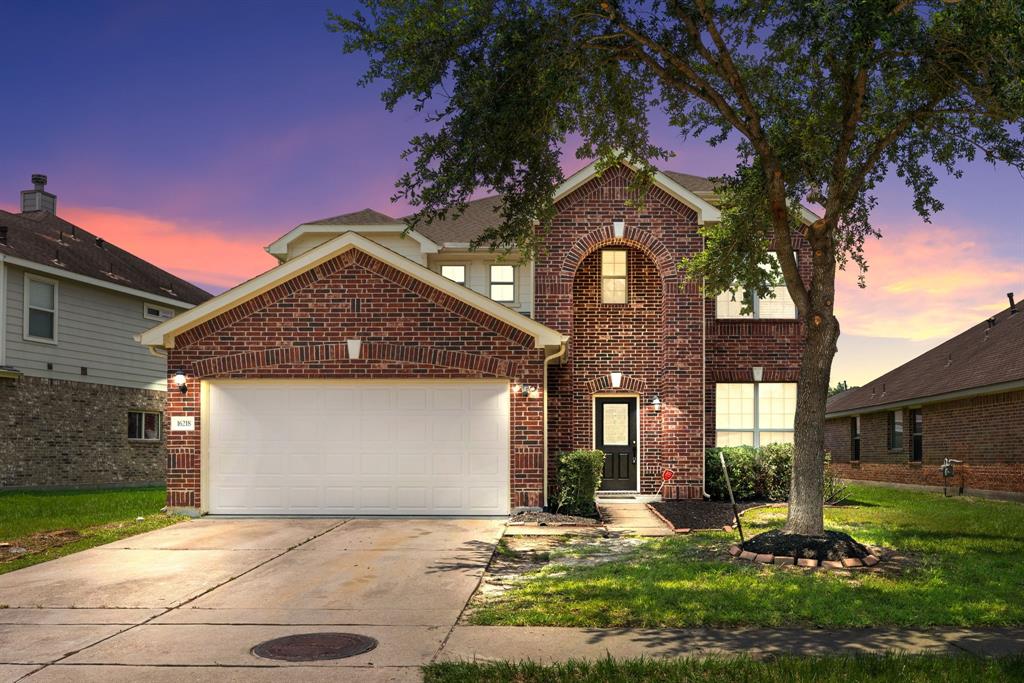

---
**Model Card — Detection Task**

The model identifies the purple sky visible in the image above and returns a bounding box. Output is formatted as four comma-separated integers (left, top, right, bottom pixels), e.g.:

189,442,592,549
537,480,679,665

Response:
2,0,1021,385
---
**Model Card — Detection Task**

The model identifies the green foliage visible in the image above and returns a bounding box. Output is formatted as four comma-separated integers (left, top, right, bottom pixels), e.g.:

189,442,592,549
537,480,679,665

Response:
424,654,1024,683
705,444,845,503
829,380,859,397
556,449,605,516
469,485,1024,628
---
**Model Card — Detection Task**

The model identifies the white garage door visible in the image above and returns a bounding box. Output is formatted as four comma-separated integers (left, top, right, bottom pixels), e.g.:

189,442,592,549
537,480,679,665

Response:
207,380,510,515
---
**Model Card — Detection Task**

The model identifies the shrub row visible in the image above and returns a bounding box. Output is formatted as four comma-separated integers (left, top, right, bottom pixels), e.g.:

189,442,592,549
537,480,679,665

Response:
706,444,847,503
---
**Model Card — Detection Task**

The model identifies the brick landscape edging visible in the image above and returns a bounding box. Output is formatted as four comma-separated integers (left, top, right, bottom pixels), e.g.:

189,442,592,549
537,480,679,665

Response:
728,543,882,570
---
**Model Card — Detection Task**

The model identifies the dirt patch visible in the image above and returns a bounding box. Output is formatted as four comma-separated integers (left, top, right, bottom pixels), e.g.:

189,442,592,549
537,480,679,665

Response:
508,511,599,526
0,529,81,563
650,500,764,530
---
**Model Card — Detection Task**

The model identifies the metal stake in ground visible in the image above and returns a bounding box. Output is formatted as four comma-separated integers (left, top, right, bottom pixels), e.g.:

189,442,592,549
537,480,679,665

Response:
719,452,745,547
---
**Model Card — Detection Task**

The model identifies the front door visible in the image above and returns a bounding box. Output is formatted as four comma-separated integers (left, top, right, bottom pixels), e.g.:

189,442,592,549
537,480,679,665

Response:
596,397,638,490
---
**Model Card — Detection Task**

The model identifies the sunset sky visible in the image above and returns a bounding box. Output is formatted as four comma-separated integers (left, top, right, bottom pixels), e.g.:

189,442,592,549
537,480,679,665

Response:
2,1,1021,386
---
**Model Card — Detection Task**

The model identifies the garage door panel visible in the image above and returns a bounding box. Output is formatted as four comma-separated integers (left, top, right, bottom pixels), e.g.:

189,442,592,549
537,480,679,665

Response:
208,381,510,515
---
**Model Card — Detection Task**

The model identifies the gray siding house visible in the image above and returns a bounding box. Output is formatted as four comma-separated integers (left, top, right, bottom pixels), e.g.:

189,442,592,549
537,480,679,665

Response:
0,175,210,488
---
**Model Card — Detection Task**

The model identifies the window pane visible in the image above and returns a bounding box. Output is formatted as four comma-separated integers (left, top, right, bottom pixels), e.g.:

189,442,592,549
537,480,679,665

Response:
602,403,629,446
601,277,627,304
760,431,794,445
758,285,797,318
128,412,142,439
490,265,514,283
717,431,754,447
440,265,466,283
758,383,797,429
716,383,754,430
28,309,54,339
716,288,752,319
144,413,160,440
601,250,627,277
490,284,514,302
29,280,54,309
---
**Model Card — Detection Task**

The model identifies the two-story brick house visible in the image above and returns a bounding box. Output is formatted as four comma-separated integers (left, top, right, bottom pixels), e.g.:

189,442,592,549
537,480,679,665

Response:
139,161,809,515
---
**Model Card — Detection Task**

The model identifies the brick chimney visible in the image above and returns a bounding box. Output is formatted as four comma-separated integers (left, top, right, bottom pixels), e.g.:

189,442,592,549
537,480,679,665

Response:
21,174,57,214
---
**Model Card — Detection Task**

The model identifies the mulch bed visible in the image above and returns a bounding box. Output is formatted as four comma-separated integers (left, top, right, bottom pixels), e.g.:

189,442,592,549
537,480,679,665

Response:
508,511,600,526
649,500,763,531
742,529,870,561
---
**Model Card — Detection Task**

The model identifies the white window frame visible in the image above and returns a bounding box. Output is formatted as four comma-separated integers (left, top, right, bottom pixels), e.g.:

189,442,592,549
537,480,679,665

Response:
600,249,628,304
438,264,467,285
489,263,516,303
128,410,163,441
143,302,175,321
715,382,796,447
23,273,58,344
716,251,799,320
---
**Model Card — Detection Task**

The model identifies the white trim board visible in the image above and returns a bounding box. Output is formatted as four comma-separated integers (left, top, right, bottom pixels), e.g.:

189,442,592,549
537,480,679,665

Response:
826,380,1024,418
139,231,567,350
266,223,440,259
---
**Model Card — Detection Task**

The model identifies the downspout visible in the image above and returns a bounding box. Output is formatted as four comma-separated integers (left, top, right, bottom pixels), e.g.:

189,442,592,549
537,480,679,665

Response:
543,339,568,509
0,256,6,367
701,244,711,499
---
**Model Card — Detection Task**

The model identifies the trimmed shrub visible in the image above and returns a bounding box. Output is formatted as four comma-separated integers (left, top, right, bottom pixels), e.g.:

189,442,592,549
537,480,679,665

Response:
706,444,848,503
556,449,605,516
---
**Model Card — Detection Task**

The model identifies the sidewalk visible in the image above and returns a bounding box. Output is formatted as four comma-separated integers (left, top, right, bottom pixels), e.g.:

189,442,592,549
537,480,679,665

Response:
598,503,672,536
438,626,1024,662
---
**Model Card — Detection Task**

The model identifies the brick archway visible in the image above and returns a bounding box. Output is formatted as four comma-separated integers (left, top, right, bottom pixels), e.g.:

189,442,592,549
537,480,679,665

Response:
584,373,648,394
559,225,677,283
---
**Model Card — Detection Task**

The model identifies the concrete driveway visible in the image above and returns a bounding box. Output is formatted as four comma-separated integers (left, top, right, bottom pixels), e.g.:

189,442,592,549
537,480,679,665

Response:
0,517,504,682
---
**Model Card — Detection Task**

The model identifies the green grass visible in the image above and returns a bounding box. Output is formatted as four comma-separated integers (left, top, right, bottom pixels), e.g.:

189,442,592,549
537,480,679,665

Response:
471,485,1024,628
0,486,181,575
424,655,1024,682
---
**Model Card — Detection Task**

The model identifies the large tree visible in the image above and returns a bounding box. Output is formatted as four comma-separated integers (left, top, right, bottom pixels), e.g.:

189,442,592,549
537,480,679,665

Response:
333,0,1024,535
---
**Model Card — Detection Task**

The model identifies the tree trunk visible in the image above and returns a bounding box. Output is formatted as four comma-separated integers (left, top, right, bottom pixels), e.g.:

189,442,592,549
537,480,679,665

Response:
784,247,840,536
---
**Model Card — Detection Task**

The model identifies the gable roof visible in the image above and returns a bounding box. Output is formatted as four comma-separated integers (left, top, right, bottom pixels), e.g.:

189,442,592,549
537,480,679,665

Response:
139,231,566,350
278,161,724,252
0,209,210,307
826,301,1024,416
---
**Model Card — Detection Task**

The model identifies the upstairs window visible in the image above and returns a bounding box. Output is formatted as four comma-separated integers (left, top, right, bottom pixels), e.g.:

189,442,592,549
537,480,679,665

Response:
888,410,904,450
716,252,798,320
24,274,58,343
601,250,628,304
440,265,466,284
489,264,515,302
144,303,175,321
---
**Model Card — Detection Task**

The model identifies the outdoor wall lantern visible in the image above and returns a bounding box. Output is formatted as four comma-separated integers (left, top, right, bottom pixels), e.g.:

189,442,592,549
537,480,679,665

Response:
173,371,188,395
610,372,623,389
512,381,539,398
347,339,362,360
651,394,662,412
751,366,764,382
612,219,625,238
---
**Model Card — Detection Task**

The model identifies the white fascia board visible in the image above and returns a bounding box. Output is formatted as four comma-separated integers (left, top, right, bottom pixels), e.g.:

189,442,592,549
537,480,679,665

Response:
140,231,566,350
266,223,439,257
825,379,1024,418
0,254,196,310
553,160,722,225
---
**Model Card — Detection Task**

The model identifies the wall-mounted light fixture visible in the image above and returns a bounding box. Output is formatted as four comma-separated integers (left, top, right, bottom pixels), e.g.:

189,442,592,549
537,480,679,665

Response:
610,372,623,389
511,381,539,398
173,370,188,395
751,366,764,382
347,339,362,360
651,394,662,412
612,219,625,238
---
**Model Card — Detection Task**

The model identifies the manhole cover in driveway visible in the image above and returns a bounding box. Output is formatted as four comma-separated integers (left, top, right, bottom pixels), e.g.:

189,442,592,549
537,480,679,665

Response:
251,632,379,661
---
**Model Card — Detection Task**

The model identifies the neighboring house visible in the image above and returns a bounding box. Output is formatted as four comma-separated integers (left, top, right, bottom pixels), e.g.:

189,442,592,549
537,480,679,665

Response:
0,175,211,488
826,296,1023,497
139,161,811,516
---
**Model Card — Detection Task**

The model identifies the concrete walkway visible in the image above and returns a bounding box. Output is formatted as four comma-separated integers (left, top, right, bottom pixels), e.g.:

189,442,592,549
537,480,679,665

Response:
439,626,1024,662
598,502,672,536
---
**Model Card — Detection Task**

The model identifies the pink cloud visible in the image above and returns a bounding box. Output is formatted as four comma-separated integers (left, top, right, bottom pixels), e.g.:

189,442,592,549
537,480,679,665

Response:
835,224,1022,341
52,206,277,292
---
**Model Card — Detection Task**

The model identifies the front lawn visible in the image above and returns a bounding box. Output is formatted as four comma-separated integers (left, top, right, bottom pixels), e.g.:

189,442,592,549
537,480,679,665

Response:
424,654,1024,683
0,486,181,575
470,485,1024,628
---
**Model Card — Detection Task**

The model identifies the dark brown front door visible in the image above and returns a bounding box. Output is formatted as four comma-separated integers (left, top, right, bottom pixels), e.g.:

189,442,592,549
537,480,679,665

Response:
596,397,638,490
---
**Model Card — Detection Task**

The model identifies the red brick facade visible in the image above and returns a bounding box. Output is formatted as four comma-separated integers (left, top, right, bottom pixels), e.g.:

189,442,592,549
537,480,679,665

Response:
165,249,546,511
535,166,808,498
164,164,809,511
825,390,1024,494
